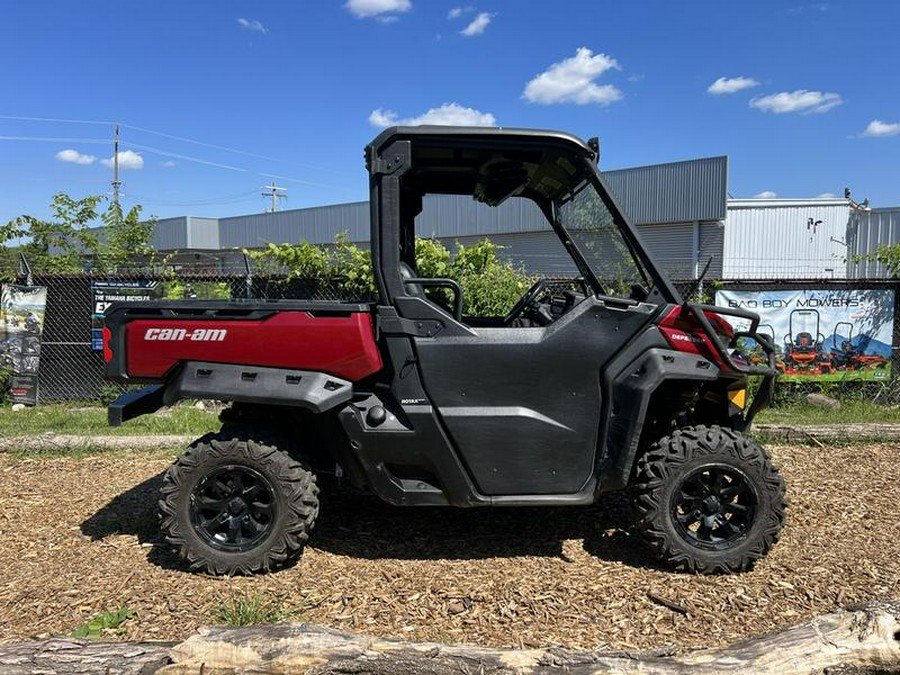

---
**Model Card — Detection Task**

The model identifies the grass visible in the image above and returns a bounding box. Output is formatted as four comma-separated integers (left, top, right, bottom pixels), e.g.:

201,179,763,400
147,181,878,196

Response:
70,607,135,639
0,402,219,437
210,592,287,626
756,399,900,426
209,591,325,627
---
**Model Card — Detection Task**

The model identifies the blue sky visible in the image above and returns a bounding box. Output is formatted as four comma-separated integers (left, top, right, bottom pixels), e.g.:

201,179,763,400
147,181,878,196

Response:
1,1,898,224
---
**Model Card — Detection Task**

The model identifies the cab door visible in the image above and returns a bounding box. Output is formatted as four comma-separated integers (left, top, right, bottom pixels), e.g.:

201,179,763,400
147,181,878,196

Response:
409,297,657,495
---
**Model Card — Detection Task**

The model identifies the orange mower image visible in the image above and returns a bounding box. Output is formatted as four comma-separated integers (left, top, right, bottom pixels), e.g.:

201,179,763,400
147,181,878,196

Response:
780,309,832,375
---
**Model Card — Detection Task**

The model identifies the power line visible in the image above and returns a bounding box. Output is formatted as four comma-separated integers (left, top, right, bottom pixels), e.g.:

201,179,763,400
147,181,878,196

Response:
127,189,260,207
0,113,354,176
0,135,109,144
124,141,250,173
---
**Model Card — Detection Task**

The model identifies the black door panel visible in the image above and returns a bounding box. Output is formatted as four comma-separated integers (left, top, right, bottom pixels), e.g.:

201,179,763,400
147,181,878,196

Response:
413,298,657,495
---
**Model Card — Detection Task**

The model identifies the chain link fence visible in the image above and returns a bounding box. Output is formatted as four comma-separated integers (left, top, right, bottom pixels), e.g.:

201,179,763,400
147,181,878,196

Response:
4,251,900,406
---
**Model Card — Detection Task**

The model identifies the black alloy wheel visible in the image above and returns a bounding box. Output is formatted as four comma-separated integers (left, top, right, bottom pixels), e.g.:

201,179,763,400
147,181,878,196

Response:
190,465,277,552
671,464,757,550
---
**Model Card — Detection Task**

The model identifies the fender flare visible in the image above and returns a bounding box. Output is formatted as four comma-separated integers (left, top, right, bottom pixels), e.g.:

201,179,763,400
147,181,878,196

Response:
600,347,720,491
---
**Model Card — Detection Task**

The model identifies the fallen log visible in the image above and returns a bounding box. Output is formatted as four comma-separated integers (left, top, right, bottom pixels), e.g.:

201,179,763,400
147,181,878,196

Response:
0,638,174,674
161,599,900,674
1,601,898,674
753,423,900,443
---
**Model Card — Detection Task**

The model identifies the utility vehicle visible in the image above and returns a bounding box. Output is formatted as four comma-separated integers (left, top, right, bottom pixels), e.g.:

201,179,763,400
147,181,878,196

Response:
104,126,785,575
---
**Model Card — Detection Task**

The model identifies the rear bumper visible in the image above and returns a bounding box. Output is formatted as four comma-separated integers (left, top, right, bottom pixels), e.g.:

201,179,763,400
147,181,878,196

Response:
107,362,354,427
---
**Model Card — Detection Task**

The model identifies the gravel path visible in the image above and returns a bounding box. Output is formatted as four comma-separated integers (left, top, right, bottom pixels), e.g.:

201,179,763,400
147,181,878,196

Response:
0,442,897,652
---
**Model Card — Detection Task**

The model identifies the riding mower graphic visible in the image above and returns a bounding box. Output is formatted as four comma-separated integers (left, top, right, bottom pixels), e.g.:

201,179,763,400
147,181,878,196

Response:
781,309,832,375
830,321,889,371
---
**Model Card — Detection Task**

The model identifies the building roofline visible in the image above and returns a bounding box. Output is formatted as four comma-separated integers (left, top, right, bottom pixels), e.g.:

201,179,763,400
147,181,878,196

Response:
605,155,727,173
727,198,850,209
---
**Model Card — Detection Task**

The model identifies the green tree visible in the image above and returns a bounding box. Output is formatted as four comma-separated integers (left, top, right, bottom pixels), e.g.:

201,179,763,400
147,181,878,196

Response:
2,194,103,273
449,240,533,316
1,193,157,274
97,201,156,272
855,244,900,277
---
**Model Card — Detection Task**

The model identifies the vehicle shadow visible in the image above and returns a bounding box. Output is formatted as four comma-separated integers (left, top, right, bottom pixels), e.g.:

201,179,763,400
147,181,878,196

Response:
312,486,663,569
80,478,662,571
79,472,192,572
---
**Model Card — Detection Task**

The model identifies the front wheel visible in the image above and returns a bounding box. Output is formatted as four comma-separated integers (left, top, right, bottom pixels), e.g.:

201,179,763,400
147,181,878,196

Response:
159,430,319,575
631,425,786,574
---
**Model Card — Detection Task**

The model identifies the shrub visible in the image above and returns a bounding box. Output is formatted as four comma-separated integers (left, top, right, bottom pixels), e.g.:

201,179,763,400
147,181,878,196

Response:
251,234,534,316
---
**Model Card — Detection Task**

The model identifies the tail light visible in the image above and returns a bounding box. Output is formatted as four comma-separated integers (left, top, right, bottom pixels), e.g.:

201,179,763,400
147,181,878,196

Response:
658,306,737,369
102,326,113,362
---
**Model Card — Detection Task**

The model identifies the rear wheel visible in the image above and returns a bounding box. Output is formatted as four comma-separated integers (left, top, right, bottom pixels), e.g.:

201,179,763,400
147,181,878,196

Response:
159,430,319,575
631,425,786,574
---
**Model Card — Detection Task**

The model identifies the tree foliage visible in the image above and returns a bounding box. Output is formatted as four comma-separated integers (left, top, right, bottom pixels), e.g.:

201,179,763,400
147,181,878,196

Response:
252,234,533,316
855,244,900,277
1,193,157,275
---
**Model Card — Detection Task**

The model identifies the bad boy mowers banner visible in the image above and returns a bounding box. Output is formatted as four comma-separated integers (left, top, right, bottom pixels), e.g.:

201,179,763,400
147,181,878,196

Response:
1,284,48,404
715,289,894,381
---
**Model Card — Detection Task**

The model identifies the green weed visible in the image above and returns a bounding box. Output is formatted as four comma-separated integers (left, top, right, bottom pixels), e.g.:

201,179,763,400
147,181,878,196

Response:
70,607,135,639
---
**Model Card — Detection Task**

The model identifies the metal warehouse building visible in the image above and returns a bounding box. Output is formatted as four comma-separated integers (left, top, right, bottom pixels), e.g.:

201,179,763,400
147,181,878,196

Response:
150,156,890,281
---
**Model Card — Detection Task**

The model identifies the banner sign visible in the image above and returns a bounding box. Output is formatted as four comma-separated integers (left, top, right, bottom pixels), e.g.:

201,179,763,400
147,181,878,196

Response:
1,284,48,405
91,280,160,351
715,288,895,381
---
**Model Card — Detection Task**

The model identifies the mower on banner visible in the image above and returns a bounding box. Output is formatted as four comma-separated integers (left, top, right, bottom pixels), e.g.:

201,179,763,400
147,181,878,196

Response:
830,321,889,372
781,309,832,375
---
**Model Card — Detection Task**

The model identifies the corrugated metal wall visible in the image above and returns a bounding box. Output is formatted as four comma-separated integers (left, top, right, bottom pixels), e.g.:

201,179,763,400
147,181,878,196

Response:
699,221,725,279
723,199,851,279
218,202,370,248
417,194,547,237
604,156,727,225
152,216,188,250
186,217,220,249
847,207,900,278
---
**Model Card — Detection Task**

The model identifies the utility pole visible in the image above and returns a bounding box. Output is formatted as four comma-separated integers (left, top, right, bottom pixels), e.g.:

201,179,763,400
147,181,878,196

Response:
261,182,287,212
112,124,122,208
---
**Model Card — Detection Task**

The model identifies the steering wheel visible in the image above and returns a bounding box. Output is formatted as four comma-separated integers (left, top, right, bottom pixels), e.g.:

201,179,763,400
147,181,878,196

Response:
503,279,549,326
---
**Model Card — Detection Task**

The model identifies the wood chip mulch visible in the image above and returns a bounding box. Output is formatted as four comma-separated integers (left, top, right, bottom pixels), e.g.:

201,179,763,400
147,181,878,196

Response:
0,441,897,652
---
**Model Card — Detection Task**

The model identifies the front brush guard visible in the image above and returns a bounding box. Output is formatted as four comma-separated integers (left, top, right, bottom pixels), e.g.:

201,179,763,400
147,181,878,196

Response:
685,303,778,426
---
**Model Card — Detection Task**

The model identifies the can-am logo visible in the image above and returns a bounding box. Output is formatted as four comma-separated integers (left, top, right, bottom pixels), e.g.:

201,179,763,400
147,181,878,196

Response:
144,328,227,342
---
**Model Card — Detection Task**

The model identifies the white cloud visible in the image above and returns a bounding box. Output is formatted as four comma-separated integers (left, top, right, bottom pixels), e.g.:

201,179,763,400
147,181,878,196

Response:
101,150,144,170
523,47,622,105
369,102,496,127
162,160,177,168
460,12,492,36
750,90,842,114
447,6,472,19
237,18,267,34
707,76,759,95
862,119,900,137
754,190,777,199
816,192,836,198
345,0,411,19
55,149,97,165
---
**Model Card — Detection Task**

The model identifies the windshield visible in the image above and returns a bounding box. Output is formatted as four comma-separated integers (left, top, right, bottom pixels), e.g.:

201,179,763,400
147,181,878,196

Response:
556,179,649,298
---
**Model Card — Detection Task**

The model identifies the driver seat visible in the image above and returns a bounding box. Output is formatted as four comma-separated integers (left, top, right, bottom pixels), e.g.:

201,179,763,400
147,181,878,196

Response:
399,261,427,299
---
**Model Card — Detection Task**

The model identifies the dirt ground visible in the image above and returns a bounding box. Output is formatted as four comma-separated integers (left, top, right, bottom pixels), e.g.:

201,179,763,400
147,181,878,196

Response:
0,441,897,652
